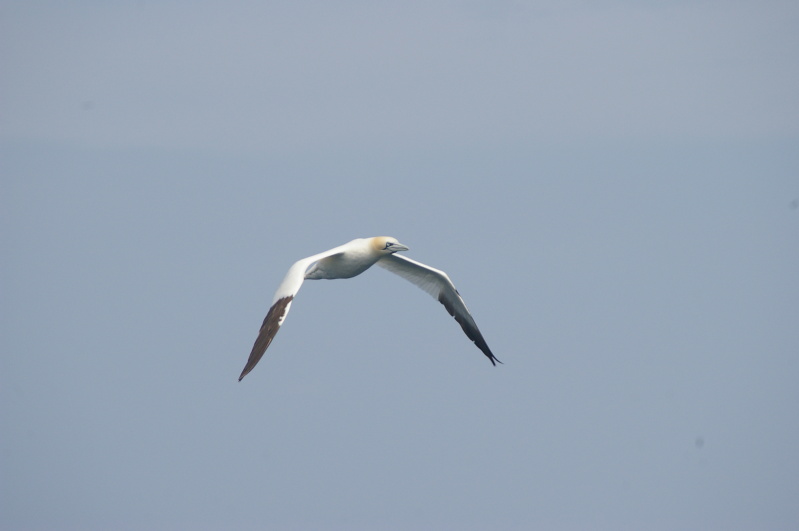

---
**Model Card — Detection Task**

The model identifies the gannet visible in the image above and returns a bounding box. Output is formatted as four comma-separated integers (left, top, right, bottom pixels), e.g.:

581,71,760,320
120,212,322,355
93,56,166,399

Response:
238,236,500,380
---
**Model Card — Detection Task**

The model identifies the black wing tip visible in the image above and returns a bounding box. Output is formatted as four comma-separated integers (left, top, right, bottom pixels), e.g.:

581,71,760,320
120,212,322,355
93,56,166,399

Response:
476,339,500,366
238,362,254,381
237,295,294,382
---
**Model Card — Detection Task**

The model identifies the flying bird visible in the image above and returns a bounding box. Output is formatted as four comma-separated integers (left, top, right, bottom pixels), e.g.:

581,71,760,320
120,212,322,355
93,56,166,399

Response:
238,236,499,380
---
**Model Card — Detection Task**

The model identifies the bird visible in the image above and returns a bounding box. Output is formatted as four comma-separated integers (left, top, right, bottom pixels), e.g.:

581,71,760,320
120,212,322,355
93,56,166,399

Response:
238,236,499,380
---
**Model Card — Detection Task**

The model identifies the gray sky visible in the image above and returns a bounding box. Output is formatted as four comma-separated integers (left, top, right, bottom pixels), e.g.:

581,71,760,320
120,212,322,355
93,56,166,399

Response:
2,1,798,530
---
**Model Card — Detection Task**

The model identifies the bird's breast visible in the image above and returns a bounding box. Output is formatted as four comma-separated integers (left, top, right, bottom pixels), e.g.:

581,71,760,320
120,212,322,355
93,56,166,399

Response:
305,252,379,280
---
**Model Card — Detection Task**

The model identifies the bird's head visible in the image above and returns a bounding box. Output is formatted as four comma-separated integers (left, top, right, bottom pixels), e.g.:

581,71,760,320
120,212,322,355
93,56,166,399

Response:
372,236,409,254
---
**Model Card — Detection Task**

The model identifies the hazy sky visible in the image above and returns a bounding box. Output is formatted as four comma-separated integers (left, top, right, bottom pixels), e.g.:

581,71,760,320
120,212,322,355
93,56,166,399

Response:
2,1,798,530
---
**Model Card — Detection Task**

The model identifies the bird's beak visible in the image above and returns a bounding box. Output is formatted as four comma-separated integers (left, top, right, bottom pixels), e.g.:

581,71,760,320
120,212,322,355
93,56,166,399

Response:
392,242,409,252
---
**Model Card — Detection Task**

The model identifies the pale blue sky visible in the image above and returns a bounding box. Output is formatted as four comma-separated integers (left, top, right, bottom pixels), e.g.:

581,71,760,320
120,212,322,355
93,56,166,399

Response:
2,1,798,530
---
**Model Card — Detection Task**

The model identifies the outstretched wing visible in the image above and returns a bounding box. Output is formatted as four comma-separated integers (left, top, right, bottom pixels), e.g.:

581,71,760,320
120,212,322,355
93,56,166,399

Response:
238,246,347,381
376,254,500,365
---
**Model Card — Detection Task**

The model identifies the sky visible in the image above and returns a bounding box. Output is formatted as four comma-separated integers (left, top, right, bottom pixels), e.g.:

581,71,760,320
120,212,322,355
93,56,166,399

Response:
2,1,798,529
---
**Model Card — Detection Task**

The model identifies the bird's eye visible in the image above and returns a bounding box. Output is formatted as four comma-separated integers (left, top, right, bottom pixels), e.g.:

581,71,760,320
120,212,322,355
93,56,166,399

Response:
384,242,394,249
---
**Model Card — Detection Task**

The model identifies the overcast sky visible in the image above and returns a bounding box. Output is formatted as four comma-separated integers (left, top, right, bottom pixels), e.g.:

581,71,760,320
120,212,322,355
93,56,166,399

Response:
2,1,798,530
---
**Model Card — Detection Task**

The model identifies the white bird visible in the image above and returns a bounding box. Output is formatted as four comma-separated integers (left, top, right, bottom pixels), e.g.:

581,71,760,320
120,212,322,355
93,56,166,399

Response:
238,236,499,380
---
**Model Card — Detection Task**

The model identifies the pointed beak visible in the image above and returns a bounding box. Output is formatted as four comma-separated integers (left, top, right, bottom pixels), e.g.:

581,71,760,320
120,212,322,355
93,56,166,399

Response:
392,242,409,252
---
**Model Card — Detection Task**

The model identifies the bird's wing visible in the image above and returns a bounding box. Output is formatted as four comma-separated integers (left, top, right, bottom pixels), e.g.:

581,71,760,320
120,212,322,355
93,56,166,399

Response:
376,254,500,365
238,247,345,381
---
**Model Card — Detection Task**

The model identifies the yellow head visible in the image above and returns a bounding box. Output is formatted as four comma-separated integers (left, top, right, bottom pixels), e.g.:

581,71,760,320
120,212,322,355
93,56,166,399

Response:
370,236,410,254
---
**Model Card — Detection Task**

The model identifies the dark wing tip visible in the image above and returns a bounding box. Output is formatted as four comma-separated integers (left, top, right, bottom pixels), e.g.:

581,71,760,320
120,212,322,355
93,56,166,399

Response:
480,342,501,366
437,291,500,367
238,296,294,381
238,365,255,381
